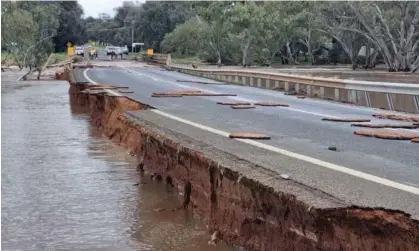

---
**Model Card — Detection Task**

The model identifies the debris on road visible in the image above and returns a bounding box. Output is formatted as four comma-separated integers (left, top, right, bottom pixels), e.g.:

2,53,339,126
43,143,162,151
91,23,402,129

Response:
328,146,337,151
229,132,271,140
296,96,306,99
322,117,371,122
284,91,297,95
372,114,419,122
279,174,290,180
411,138,419,143
118,90,134,93
254,102,289,107
230,105,256,109
351,123,418,129
151,93,183,98
354,130,419,140
217,101,251,105
152,90,236,97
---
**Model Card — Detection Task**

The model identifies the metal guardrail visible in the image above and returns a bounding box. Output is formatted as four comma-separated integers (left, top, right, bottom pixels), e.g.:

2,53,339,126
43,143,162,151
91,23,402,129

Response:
166,59,419,96
164,54,419,113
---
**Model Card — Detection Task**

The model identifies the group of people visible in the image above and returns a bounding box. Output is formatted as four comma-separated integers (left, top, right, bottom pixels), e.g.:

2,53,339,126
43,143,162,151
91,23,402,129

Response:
89,47,98,60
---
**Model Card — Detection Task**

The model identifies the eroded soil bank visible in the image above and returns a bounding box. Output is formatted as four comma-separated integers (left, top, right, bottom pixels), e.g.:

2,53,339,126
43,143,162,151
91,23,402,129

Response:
64,68,419,251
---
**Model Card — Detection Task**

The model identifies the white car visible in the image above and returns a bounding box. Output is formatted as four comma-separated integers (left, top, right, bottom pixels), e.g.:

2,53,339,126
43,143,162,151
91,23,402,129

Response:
122,46,129,55
75,46,84,57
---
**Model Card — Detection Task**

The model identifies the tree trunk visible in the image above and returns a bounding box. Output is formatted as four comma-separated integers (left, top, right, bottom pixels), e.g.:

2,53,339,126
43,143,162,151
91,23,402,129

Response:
216,51,222,67
286,41,295,65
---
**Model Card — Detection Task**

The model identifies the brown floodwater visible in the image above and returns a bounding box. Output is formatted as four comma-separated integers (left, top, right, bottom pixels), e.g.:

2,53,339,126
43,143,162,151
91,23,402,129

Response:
1,79,237,251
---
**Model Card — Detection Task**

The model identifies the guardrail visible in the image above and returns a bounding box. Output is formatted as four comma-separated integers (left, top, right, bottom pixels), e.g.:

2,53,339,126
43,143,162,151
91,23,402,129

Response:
143,53,168,66
164,54,419,114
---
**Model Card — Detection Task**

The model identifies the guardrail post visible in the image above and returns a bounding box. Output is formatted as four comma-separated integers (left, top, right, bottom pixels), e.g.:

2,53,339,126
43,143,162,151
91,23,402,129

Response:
257,78,262,88
348,90,357,104
284,82,289,92
415,96,419,113
307,86,312,96
250,78,254,87
242,77,246,85
274,80,280,89
365,92,371,107
295,83,300,94
386,93,394,111
235,75,239,84
334,89,340,101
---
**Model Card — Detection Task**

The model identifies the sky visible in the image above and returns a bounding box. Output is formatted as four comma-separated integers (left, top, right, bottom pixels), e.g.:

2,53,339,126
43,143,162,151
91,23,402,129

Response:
78,0,127,18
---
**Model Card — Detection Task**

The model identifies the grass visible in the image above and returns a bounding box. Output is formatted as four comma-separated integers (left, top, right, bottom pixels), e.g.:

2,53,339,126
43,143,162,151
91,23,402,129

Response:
1,51,16,66
171,56,204,64
51,53,68,64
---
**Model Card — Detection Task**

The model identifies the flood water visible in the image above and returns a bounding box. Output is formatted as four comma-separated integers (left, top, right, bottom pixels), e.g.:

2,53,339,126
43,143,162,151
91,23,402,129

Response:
1,79,236,251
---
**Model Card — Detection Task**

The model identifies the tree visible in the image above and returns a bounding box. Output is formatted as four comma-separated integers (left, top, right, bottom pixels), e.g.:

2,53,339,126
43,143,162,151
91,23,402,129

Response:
2,7,38,69
53,1,85,52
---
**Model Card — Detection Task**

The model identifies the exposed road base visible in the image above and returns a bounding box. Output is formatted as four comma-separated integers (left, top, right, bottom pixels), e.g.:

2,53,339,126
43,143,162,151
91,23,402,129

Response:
351,123,419,129
322,117,371,122
254,102,289,107
354,130,419,140
229,132,271,139
216,101,251,106
230,105,256,109
373,114,419,122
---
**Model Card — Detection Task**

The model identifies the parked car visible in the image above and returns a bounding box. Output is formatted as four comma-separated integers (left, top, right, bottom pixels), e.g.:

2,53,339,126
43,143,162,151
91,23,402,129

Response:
105,46,116,56
75,46,84,57
122,46,129,55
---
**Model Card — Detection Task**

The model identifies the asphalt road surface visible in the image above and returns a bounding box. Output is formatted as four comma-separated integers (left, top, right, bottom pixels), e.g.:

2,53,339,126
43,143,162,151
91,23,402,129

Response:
75,64,419,218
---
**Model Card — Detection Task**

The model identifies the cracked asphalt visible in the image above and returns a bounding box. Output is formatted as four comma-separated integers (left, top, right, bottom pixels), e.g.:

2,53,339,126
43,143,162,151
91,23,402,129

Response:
74,64,419,218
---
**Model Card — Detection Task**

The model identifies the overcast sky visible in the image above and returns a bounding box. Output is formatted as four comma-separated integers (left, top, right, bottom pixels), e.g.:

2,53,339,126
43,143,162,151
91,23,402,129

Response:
78,0,128,18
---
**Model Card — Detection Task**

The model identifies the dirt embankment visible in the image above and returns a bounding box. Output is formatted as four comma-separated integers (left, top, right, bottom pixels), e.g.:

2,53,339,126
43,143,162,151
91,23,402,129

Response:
63,68,419,251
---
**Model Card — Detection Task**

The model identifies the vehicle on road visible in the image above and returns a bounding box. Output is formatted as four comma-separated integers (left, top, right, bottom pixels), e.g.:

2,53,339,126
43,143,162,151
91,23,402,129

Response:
105,46,116,56
75,46,84,57
122,46,129,55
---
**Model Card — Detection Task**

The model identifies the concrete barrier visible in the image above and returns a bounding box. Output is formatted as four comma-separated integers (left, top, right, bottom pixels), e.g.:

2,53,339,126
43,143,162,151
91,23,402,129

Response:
165,55,419,114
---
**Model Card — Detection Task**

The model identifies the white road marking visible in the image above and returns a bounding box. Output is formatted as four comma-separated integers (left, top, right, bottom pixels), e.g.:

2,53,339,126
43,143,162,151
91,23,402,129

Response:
84,68,122,96
118,66,340,118
151,109,419,196
84,67,419,195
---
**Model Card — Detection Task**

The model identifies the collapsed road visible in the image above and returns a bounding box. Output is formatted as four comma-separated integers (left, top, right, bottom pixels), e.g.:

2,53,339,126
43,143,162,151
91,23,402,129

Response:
65,62,419,251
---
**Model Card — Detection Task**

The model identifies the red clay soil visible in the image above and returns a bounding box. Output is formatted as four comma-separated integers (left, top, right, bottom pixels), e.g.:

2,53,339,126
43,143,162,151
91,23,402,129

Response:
354,130,419,140
217,101,251,106
254,102,289,107
229,132,271,139
322,117,371,122
411,138,419,143
351,123,418,129
372,114,419,122
66,67,419,251
230,105,256,109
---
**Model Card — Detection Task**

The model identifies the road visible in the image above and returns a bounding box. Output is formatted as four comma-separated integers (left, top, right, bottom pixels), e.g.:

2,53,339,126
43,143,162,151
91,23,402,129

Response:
75,63,419,218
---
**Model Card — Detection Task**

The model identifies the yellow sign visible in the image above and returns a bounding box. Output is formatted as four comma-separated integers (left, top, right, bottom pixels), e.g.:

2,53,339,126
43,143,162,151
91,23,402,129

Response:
67,47,74,56
67,42,72,47
147,49,154,55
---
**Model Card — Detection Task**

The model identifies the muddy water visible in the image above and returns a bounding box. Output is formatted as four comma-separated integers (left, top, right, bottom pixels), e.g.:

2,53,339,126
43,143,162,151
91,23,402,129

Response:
1,80,236,251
